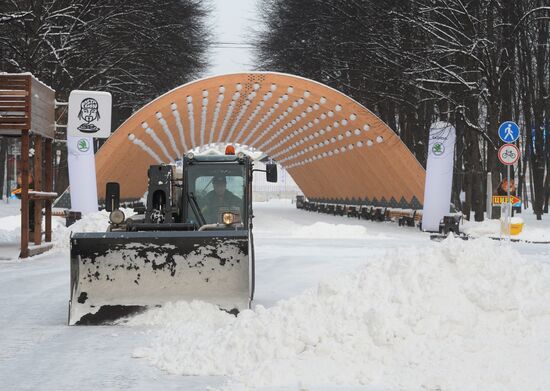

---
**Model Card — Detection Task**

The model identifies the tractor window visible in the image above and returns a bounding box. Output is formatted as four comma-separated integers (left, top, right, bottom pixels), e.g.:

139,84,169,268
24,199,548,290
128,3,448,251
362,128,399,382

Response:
186,164,246,225
194,176,244,199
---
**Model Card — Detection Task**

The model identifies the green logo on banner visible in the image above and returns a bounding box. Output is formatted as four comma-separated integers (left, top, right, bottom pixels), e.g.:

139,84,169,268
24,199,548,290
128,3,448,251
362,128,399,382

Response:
77,138,90,153
432,142,445,156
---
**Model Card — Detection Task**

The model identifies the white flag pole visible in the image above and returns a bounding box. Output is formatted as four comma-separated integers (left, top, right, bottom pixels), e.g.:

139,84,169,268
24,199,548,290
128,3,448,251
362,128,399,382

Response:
67,90,112,215
422,122,457,232
67,136,98,214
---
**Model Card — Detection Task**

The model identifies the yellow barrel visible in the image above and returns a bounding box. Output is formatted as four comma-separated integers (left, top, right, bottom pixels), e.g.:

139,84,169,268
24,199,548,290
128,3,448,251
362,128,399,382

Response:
509,222,524,235
500,217,524,235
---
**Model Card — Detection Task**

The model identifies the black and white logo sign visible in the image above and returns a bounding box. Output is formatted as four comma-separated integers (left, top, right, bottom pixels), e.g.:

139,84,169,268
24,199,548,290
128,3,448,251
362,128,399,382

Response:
77,98,101,133
68,90,112,138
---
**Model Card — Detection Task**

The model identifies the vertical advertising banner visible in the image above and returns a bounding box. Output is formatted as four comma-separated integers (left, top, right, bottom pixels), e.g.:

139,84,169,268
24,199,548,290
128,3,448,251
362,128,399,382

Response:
422,122,456,232
67,90,112,214
67,137,98,214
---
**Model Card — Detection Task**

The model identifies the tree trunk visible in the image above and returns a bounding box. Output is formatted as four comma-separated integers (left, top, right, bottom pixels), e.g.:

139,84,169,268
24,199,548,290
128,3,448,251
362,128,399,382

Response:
531,17,548,219
452,107,464,214
0,137,6,200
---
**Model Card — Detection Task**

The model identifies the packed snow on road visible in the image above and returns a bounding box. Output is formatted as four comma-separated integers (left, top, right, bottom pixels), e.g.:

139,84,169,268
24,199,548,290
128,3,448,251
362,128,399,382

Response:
1,199,550,391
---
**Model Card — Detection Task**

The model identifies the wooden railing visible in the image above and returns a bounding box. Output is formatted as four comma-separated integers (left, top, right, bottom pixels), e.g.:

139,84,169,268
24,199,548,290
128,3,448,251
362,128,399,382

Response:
0,75,31,132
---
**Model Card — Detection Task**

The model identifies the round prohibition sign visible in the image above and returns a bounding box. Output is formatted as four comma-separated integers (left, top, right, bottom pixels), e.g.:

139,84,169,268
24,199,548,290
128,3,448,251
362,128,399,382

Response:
498,144,519,165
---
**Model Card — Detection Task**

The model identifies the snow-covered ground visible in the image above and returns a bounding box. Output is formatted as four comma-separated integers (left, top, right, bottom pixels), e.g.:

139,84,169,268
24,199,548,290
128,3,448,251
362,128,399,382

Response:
462,209,550,242
1,200,550,390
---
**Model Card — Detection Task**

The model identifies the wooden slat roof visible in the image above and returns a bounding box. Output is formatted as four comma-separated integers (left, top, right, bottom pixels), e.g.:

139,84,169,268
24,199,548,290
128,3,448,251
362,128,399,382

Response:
95,72,425,207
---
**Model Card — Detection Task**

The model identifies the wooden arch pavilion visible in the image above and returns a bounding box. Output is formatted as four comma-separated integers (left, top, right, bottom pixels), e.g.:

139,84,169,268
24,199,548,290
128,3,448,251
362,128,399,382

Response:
97,72,425,208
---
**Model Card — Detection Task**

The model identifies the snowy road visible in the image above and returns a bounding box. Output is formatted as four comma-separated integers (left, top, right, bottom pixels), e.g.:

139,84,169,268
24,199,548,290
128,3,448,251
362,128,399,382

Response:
1,200,549,390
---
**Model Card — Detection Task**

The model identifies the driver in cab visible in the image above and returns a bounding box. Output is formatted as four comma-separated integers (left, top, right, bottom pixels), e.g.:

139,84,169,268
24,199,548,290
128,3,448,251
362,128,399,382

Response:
202,175,241,223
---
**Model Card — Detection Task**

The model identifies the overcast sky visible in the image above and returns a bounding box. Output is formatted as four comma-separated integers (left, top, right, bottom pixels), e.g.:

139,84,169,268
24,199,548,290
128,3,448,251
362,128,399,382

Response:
205,0,259,76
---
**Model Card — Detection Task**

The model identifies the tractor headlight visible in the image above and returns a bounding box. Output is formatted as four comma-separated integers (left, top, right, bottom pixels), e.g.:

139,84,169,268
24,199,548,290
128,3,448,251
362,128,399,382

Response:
109,209,125,225
222,212,234,225
218,208,241,226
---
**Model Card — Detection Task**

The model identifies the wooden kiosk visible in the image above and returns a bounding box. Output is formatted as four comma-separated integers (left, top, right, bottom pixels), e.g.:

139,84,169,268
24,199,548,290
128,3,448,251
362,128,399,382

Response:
0,74,57,258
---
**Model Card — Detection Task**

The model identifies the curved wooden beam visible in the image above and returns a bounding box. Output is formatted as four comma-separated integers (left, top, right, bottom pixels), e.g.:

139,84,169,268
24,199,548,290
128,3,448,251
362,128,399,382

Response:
96,72,425,208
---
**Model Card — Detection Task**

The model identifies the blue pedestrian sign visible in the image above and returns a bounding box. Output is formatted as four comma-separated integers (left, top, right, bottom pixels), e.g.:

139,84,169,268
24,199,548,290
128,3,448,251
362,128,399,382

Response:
498,121,520,143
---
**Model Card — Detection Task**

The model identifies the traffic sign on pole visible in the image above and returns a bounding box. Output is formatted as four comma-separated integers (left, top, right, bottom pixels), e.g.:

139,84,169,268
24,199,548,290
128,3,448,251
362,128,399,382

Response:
498,121,520,143
496,139,520,243
492,195,521,206
497,122,520,243
498,144,519,165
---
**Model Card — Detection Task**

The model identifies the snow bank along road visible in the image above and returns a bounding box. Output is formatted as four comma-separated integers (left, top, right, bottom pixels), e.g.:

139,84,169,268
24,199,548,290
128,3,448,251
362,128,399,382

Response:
1,200,550,391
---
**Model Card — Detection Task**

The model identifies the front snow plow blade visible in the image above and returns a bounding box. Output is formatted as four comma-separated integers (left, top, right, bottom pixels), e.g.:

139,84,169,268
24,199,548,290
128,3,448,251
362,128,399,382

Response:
69,230,250,325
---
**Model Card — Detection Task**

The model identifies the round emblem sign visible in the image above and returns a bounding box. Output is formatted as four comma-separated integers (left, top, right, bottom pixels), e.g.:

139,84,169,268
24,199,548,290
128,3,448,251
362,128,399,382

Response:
77,138,90,153
498,144,519,165
498,121,520,143
432,142,445,156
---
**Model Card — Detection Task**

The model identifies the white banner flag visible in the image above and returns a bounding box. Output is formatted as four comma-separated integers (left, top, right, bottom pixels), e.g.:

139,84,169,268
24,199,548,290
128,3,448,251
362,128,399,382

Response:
67,136,98,214
66,90,111,214
422,122,456,232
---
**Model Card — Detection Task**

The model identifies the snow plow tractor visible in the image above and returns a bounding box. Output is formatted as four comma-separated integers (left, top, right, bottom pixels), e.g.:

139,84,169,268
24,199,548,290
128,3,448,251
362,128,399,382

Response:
69,150,277,325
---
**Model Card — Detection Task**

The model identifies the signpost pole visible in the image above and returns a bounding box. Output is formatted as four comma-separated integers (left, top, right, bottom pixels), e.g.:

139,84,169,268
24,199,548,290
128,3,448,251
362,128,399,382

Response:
507,164,511,242
486,172,492,219
497,121,520,243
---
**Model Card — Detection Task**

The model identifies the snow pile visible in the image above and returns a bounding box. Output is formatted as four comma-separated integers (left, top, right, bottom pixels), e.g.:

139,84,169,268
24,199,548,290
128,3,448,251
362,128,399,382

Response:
461,218,502,237
0,215,21,243
462,216,550,242
0,202,124,250
129,238,550,390
52,210,117,250
51,208,135,250
0,199,21,218
291,221,390,240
